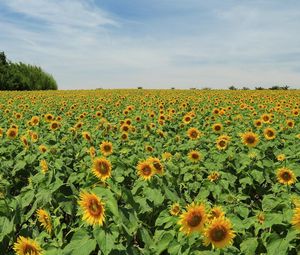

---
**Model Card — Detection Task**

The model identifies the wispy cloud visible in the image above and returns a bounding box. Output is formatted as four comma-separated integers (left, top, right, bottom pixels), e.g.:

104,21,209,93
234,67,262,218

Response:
0,0,300,89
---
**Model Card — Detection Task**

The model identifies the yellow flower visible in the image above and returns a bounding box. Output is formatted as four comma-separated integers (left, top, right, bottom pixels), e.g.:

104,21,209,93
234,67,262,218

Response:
170,203,181,216
291,207,300,230
263,127,276,140
187,127,201,140
78,191,105,226
203,217,235,249
40,159,48,174
147,157,164,175
178,202,207,235
92,157,112,181
241,132,259,147
36,209,52,234
13,236,43,255
277,167,296,185
276,154,285,161
6,127,18,139
208,172,220,182
208,206,225,221
137,160,155,180
188,150,202,163
100,141,113,156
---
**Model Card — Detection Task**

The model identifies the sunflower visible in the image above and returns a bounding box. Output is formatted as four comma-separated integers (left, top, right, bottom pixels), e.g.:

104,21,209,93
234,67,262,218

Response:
263,127,276,140
100,141,113,156
50,121,60,131
137,160,155,180
78,191,105,226
241,132,259,147
30,132,39,142
208,171,220,182
40,159,48,174
82,131,92,141
20,136,29,148
45,113,54,122
286,119,295,128
277,167,296,185
148,157,164,174
276,154,285,161
187,127,201,140
13,236,43,255
170,203,181,216
31,116,40,126
38,145,48,153
203,217,235,249
178,202,207,235
36,209,52,234
89,146,96,158
188,150,202,163
183,115,192,124
92,157,112,181
6,127,18,139
121,132,128,141
254,119,262,128
216,139,228,150
291,207,300,230
256,212,265,225
209,206,225,221
261,113,271,123
212,123,223,132
162,152,172,161
0,128,3,137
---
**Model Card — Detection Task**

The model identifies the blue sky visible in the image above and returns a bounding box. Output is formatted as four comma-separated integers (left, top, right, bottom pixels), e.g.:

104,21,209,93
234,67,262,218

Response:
1,0,300,89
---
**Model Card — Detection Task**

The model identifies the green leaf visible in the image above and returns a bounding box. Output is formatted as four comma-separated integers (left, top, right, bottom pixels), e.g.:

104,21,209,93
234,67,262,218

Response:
0,217,14,242
93,227,115,255
63,229,97,255
240,238,258,255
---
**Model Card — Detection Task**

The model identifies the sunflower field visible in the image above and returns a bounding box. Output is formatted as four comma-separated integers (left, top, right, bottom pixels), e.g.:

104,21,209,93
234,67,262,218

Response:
1,89,300,255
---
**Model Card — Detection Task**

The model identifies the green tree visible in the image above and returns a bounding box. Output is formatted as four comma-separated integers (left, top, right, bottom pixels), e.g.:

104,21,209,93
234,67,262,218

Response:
0,52,57,91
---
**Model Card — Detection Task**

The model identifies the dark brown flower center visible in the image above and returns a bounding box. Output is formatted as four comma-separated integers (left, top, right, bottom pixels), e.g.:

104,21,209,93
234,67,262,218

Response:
142,166,152,176
281,172,291,181
104,145,111,152
211,227,226,242
219,140,226,147
246,135,255,144
98,162,109,174
188,214,202,227
23,244,37,255
89,201,102,216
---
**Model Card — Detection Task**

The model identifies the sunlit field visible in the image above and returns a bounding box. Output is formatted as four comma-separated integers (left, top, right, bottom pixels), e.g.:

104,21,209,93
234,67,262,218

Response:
1,89,300,254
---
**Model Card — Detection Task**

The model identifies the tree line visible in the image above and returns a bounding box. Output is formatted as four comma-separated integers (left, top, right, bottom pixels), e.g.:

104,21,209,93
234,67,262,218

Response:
0,52,57,91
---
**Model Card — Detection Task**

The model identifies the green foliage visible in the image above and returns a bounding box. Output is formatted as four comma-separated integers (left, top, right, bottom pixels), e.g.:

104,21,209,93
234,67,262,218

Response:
0,51,57,91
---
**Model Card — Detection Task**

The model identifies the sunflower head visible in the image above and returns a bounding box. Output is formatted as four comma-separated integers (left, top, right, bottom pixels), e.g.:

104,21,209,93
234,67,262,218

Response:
256,212,265,225
92,157,112,181
187,127,201,140
137,160,155,180
241,132,259,147
82,131,92,141
203,217,235,249
78,191,105,226
212,123,223,132
208,171,220,182
100,141,113,156
277,167,296,185
208,206,225,221
40,159,48,174
36,209,52,234
6,127,18,139
276,154,285,161
38,145,48,153
170,203,181,216
216,138,228,150
188,150,202,163
178,202,207,235
148,157,164,175
291,207,300,230
263,127,276,140
13,236,43,255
